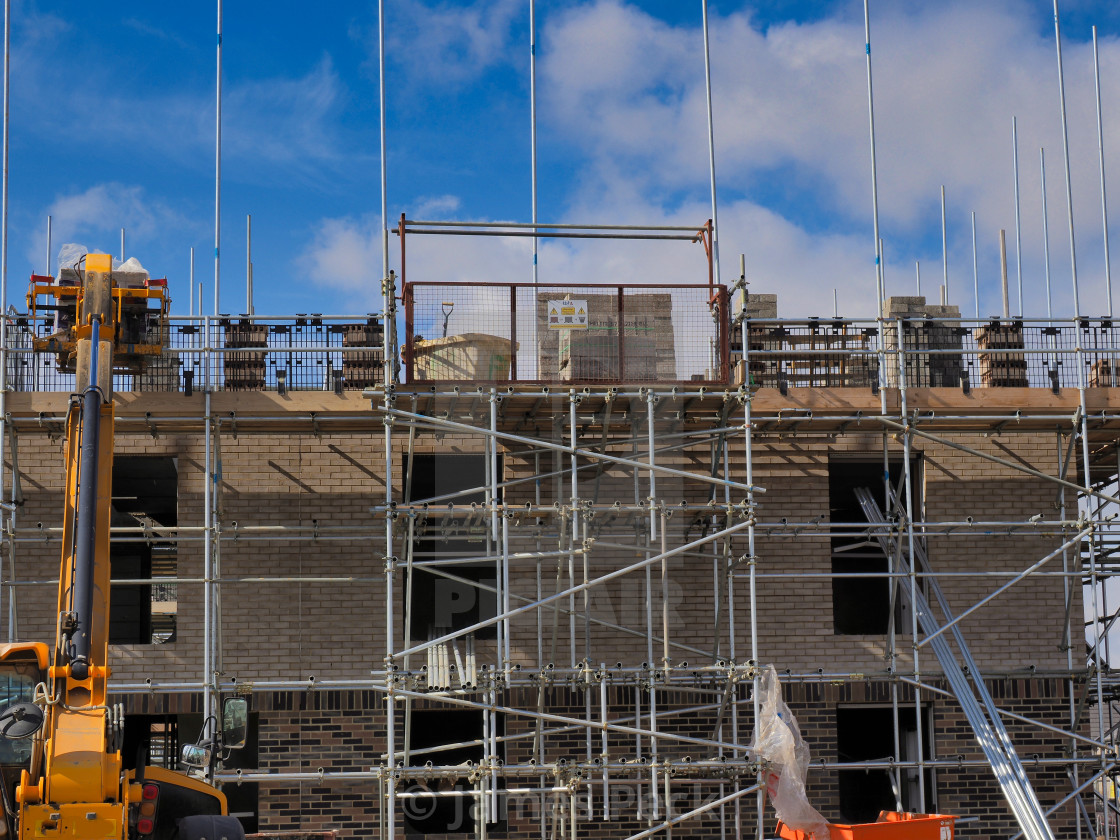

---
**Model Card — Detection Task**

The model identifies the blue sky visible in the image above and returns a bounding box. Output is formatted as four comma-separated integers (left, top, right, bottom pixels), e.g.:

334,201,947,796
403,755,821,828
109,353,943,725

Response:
5,1,1120,318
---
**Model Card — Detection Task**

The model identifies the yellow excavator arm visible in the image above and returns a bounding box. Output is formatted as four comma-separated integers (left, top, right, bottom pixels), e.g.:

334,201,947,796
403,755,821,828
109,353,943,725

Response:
0,254,244,840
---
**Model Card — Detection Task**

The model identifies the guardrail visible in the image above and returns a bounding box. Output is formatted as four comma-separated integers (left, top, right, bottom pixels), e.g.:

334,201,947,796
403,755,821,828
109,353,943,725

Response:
5,310,1120,394
5,314,385,394
403,282,730,385
733,317,1120,391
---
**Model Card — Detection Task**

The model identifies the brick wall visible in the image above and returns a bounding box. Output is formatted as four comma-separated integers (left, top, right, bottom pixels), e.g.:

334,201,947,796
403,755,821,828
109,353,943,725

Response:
3,402,1090,838
5,423,1075,680
109,680,1085,839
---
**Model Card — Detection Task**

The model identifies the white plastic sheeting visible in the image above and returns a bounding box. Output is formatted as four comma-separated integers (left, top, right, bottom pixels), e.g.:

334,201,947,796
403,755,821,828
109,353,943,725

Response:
750,665,831,840
54,245,150,285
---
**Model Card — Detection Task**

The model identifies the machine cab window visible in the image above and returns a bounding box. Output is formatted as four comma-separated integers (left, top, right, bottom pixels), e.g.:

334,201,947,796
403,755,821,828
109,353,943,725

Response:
0,645,48,766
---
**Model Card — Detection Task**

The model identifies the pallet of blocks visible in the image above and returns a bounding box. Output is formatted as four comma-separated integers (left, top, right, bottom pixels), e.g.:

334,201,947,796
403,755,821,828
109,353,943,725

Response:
340,321,384,389
973,322,1028,387
224,322,268,391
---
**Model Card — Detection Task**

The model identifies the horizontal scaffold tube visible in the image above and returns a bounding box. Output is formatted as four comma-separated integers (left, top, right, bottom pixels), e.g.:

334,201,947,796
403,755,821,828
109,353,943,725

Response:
384,406,765,495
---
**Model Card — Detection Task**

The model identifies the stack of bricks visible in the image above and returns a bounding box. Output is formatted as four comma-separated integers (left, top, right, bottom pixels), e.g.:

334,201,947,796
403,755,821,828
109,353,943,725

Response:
1089,358,1116,387
974,322,1028,387
135,348,181,392
733,293,779,387
882,296,963,388
340,322,383,390
224,322,268,391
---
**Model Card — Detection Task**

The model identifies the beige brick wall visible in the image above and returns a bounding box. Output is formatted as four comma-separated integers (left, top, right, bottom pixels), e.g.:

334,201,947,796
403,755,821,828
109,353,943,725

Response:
1,414,1082,685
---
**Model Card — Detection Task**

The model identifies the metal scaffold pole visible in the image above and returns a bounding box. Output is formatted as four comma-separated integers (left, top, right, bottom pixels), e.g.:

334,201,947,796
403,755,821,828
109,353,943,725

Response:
1093,26,1113,317
1013,116,1024,317
214,0,222,317
862,0,888,416
0,0,9,642
530,0,538,287
702,0,721,288
202,395,214,729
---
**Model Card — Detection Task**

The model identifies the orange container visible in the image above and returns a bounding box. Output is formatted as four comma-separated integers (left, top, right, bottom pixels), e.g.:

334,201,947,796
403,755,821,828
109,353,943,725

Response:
777,811,956,840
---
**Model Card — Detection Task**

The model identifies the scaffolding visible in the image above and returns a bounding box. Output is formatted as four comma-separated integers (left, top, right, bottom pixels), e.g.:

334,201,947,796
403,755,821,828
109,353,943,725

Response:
2,241,1120,840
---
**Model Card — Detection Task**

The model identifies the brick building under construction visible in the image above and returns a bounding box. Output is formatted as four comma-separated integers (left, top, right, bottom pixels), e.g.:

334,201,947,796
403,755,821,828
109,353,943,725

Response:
1,228,1115,840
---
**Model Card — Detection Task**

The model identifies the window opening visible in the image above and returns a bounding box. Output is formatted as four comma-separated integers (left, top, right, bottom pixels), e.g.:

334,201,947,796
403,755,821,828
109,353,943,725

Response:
110,456,177,645
120,711,258,833
829,456,920,635
404,709,504,835
407,454,498,640
836,705,934,823
220,710,259,834
122,714,183,772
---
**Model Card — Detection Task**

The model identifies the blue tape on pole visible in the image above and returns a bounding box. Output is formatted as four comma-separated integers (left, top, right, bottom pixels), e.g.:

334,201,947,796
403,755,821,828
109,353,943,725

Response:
875,255,880,266
533,254,538,265
218,34,222,45
215,247,219,258
866,43,870,55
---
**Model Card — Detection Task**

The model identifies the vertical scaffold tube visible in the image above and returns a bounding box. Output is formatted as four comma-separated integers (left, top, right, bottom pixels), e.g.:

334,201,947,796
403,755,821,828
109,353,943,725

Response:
702,0,721,288
0,0,9,646
214,0,222,316
863,0,888,414
897,317,926,812
1013,116,1024,317
1093,27,1113,317
202,394,213,726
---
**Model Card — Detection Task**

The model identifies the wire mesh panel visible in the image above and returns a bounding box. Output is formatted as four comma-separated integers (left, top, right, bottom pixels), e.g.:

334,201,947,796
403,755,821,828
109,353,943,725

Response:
888,320,965,388
405,283,728,385
7,315,384,394
732,320,880,389
730,317,1120,391
10,308,1120,393
217,316,385,393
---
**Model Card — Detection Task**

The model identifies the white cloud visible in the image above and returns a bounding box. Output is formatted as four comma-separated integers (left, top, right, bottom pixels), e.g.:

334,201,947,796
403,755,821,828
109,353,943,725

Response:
225,56,353,177
533,0,1120,317
32,183,196,272
301,209,541,311
309,199,866,315
413,195,463,219
299,215,383,304
385,0,522,87
122,17,192,51
14,7,71,49
11,20,354,182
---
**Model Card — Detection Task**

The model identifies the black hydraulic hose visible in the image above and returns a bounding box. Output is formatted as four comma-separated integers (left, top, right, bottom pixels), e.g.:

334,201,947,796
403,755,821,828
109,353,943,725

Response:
69,318,103,682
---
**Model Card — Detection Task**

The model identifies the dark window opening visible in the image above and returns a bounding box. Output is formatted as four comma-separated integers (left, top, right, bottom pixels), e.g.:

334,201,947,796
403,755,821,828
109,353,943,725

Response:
836,705,934,823
829,456,920,635
404,709,505,835
219,710,260,835
407,453,496,507
122,714,186,772
407,455,498,641
409,564,497,641
110,456,177,645
121,711,259,834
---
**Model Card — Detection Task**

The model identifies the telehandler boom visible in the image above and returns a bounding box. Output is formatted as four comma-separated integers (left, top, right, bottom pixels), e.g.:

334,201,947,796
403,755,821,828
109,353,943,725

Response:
0,253,246,840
